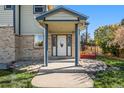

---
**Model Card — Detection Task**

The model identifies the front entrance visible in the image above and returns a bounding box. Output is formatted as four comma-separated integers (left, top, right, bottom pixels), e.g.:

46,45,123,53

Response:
52,34,72,57
57,35,66,56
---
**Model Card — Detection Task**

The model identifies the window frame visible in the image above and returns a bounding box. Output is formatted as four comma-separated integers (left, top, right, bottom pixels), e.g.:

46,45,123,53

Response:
34,35,44,49
4,5,13,10
52,35,57,47
67,34,72,46
33,5,46,14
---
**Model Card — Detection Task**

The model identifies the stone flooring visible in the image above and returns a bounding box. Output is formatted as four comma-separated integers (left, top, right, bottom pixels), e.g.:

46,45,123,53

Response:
31,59,107,88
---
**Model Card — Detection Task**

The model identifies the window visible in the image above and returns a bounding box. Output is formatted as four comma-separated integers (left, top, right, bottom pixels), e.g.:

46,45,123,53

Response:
52,35,57,47
34,35,44,48
33,5,46,14
4,5,13,10
67,35,72,46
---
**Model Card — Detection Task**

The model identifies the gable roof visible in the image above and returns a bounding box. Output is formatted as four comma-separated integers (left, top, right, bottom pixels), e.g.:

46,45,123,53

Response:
36,6,88,21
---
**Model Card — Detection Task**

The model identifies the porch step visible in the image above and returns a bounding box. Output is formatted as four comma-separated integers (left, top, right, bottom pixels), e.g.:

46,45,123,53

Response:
39,59,107,74
49,57,73,60
39,69,93,73
39,66,97,74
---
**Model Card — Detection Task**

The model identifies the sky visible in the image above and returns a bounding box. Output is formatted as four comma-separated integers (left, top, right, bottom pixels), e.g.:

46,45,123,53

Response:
35,35,43,43
65,5,124,39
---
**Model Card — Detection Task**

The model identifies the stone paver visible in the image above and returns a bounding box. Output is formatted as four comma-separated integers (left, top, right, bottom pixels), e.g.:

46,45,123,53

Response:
32,73,93,88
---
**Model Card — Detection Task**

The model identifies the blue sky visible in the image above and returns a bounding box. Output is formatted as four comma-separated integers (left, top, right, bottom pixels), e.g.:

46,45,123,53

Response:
65,5,124,39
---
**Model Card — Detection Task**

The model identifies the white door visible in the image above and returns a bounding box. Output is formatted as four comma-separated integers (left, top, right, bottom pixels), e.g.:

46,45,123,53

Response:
57,36,66,56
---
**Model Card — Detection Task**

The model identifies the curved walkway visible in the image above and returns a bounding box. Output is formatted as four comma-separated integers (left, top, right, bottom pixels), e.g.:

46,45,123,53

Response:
31,59,107,88
32,73,93,88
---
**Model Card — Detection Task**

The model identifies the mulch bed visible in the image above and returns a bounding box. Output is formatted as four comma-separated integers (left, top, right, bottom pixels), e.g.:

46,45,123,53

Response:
80,54,96,59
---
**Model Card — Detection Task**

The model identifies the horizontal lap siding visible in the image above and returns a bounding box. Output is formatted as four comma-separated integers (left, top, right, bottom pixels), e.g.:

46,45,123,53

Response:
20,5,44,35
0,5,13,26
46,11,78,20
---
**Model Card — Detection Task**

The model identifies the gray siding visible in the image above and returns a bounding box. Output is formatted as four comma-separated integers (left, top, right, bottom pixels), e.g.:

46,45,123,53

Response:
20,5,44,35
15,5,19,34
0,5,13,26
46,11,78,20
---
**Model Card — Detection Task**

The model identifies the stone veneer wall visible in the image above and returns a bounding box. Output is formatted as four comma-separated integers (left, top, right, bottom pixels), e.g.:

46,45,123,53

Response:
0,27,43,63
0,27,15,63
17,35,44,61
15,35,21,61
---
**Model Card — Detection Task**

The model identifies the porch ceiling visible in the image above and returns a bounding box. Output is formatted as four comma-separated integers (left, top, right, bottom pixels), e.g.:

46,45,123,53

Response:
36,6,89,32
48,23,75,33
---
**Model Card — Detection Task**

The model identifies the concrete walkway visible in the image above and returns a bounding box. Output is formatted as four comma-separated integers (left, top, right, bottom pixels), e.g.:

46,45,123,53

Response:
31,59,106,88
32,73,93,88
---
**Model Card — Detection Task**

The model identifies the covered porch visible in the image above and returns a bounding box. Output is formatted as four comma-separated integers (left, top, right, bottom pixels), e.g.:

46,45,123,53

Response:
36,6,88,66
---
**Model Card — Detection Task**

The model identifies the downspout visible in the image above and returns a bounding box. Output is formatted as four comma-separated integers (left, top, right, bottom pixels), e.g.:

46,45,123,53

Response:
19,5,21,35
13,5,16,33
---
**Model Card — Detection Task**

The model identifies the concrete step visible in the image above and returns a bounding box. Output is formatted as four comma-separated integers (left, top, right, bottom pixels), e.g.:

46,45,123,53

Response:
39,68,98,74
49,57,73,60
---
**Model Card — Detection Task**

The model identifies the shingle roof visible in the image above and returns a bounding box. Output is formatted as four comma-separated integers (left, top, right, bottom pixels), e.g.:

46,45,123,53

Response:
36,6,88,21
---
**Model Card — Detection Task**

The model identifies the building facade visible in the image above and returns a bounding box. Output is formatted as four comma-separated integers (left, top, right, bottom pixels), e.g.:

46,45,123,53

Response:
0,5,88,66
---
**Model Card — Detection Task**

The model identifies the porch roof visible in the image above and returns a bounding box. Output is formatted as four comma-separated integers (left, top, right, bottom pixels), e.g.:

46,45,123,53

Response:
36,6,88,21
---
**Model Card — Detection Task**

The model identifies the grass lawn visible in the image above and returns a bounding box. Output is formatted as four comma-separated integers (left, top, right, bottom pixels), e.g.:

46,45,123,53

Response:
96,56,124,67
0,69,36,88
94,56,124,88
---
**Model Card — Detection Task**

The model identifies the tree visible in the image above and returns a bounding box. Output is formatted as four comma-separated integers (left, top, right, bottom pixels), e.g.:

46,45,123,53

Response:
121,19,124,25
94,24,120,56
81,31,90,50
81,31,90,44
113,26,124,49
94,19,124,57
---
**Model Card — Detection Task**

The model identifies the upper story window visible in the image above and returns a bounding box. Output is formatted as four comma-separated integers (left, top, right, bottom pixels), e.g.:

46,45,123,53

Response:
4,5,13,10
33,5,46,14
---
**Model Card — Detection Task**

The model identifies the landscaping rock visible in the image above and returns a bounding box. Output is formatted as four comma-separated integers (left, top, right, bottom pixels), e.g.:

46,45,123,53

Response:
0,63,8,69
13,61,43,72
79,59,107,72
107,67,120,71
0,63,11,69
